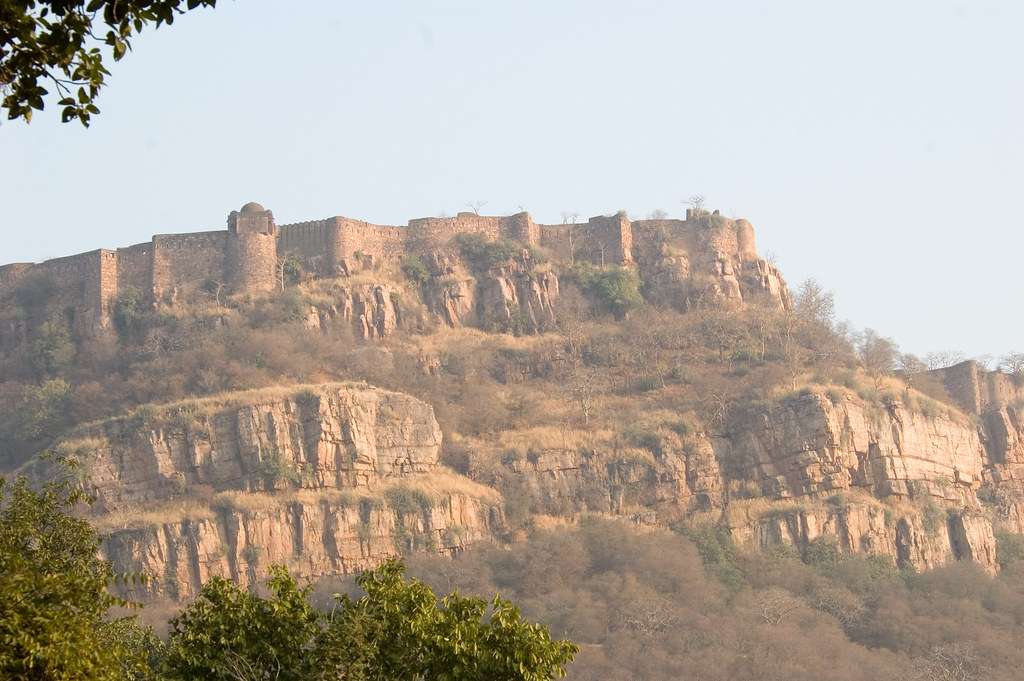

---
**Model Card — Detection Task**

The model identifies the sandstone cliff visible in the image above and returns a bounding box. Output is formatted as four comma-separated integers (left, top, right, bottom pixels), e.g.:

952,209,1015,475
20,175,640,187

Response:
480,388,1015,574
55,384,502,599
55,376,1024,599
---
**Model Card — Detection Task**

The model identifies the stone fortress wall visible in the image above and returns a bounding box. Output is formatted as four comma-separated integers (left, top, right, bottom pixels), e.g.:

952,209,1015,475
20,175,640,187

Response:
930,360,1024,416
0,201,766,335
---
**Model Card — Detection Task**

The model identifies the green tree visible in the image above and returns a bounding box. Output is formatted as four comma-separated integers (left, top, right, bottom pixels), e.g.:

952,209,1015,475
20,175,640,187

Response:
29,318,75,377
113,286,146,339
455,233,521,271
401,255,431,286
165,559,578,681
11,378,71,442
163,566,319,681
2,0,218,125
0,471,151,680
570,264,643,319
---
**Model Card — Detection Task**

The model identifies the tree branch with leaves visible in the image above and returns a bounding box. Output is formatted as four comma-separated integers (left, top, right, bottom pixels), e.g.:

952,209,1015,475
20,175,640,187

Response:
1,0,218,125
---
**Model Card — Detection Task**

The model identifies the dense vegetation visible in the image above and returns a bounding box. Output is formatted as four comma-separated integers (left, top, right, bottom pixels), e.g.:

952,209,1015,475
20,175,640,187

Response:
0,470,576,680
394,519,1024,681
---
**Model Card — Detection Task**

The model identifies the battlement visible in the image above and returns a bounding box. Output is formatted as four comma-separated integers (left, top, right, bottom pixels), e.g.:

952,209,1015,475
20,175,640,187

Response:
0,202,769,335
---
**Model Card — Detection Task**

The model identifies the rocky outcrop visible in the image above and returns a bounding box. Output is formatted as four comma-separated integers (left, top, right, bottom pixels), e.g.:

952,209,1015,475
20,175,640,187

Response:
302,283,401,339
477,430,724,525
490,388,1008,573
718,391,983,502
421,252,559,334
62,384,442,507
711,389,1006,571
632,214,790,311
101,487,499,601
54,384,502,600
475,265,558,334
725,497,997,573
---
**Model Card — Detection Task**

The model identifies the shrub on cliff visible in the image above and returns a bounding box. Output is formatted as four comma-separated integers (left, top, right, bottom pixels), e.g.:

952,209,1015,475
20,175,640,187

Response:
401,255,431,285
455,233,522,271
28,317,76,377
566,264,643,319
113,286,147,340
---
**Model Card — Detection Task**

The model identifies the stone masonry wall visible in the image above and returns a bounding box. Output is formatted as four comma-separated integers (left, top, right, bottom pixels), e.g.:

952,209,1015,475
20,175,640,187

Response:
2,204,779,337
29,249,111,333
932,361,1024,415
334,218,407,263
278,219,334,273
116,242,154,297
151,232,228,303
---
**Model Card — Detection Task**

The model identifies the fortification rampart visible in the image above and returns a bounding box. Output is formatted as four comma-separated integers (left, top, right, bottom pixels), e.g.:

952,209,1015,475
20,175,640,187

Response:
1,201,772,337
278,219,334,267
931,361,1024,415
115,243,154,296
334,218,406,263
227,232,278,294
151,232,228,303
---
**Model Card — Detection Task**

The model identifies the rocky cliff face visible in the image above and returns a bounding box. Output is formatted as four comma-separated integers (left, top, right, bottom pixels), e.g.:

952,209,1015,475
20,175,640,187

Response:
56,384,502,600
298,283,403,340
419,252,559,334
708,390,1003,573
632,214,790,311
718,391,983,502
58,374,1023,599
100,486,498,601
488,389,1012,574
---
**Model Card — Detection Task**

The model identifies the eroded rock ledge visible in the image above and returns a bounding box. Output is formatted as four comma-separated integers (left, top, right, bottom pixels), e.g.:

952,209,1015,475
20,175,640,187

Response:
57,379,1024,599
56,384,501,599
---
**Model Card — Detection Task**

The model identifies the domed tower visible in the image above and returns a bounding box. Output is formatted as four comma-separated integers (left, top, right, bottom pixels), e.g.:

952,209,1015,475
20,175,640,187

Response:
227,202,279,294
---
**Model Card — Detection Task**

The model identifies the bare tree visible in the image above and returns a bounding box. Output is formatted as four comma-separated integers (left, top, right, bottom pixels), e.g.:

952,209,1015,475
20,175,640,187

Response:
757,588,803,626
857,329,899,390
898,353,929,375
912,642,985,681
570,368,601,426
619,596,679,635
685,194,706,212
561,211,580,264
793,279,835,329
466,200,488,215
1000,351,1024,378
924,351,966,370
647,208,669,219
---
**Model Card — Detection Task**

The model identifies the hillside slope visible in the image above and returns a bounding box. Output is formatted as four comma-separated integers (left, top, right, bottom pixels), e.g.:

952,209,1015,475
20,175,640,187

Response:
1,203,1021,601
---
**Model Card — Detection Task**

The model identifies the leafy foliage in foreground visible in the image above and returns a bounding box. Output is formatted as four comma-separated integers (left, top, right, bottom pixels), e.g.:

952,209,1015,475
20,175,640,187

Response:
166,560,578,681
0,472,150,680
0,467,576,681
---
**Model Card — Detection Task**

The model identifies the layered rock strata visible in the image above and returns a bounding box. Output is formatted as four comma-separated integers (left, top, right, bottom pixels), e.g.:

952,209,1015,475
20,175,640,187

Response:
56,384,501,599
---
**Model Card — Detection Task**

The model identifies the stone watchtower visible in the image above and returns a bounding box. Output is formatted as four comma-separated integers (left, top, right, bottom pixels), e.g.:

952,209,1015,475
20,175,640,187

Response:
226,202,279,294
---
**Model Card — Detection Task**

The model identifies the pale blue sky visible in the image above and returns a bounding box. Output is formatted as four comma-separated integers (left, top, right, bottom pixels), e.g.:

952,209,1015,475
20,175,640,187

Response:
2,0,1021,359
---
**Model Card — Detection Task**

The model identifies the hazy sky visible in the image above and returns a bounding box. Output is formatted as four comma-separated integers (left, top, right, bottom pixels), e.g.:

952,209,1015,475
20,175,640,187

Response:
2,0,1021,359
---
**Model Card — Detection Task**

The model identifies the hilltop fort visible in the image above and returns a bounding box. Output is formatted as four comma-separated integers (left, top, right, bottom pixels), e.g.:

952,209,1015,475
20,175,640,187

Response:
0,202,785,337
